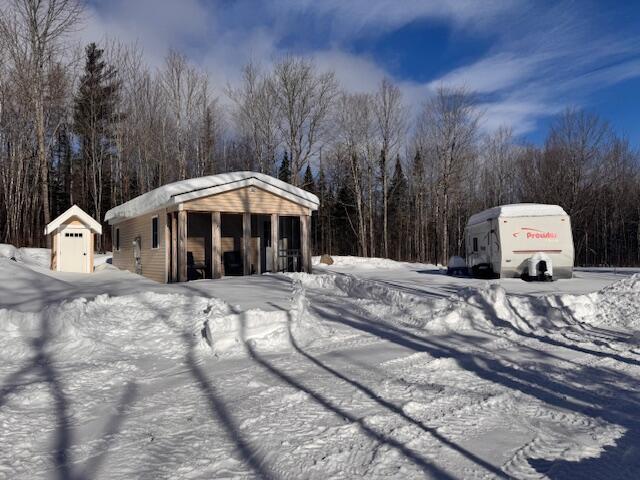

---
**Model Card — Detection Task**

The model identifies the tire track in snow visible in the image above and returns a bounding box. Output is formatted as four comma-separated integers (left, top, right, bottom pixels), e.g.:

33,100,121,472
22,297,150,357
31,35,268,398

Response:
344,285,637,480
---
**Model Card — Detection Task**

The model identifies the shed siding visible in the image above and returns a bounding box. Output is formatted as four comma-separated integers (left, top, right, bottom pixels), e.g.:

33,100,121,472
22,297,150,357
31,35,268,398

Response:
112,210,166,282
89,234,94,272
182,186,310,216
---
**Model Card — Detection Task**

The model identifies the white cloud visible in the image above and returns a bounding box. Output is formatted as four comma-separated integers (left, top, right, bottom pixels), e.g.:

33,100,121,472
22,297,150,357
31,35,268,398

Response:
478,99,560,136
313,50,388,93
80,0,213,66
272,0,518,37
428,53,544,94
71,0,640,139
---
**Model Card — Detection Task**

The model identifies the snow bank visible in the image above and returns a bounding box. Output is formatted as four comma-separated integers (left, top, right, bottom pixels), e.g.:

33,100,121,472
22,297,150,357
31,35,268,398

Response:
293,271,450,329
0,292,225,362
0,244,50,268
0,243,19,260
94,252,112,266
561,273,640,330
420,277,640,334
94,252,117,271
204,278,330,357
18,248,51,268
312,255,440,270
0,275,330,362
296,270,640,336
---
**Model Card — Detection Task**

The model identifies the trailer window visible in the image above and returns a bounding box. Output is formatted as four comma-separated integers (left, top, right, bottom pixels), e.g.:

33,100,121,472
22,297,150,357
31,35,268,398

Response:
473,237,478,252
115,227,120,251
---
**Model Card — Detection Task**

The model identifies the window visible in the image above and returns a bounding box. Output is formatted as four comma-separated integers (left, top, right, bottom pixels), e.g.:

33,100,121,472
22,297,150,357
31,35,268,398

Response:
472,237,478,252
64,232,83,237
151,217,159,249
115,227,120,251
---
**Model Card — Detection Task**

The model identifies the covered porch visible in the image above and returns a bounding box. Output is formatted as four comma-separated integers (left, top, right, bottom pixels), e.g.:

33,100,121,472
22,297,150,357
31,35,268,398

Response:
166,211,311,282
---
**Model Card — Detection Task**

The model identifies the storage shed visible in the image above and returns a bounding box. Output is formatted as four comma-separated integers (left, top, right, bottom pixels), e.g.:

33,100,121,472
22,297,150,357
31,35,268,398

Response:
104,172,320,283
45,205,102,273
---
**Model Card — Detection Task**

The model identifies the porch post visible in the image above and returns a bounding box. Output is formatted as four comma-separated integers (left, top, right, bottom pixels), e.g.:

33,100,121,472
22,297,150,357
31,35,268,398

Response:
171,212,177,282
164,213,170,282
271,213,279,272
211,211,221,279
178,209,187,282
242,212,251,275
301,214,311,273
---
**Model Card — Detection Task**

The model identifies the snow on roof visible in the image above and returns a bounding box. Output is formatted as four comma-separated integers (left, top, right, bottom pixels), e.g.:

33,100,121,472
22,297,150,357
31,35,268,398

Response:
467,203,568,226
45,205,102,235
105,171,320,222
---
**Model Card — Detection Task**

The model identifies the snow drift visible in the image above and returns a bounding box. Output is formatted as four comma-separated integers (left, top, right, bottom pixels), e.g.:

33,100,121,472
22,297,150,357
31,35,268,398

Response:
295,270,640,336
0,244,50,268
0,292,222,362
204,278,330,357
0,278,330,362
312,255,440,270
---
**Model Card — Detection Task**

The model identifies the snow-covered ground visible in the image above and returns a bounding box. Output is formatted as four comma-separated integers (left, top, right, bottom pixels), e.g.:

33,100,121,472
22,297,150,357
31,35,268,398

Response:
1,252,640,478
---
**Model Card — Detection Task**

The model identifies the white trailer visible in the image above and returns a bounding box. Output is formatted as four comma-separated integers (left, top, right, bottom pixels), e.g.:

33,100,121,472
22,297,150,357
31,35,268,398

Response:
465,204,574,280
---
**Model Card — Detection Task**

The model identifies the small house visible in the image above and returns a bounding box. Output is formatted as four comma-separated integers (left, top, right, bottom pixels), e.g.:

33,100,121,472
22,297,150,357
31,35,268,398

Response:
104,172,320,283
45,205,102,273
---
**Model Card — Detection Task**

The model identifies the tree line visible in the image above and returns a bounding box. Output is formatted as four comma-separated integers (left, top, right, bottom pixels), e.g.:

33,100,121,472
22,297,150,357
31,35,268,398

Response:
1,0,639,266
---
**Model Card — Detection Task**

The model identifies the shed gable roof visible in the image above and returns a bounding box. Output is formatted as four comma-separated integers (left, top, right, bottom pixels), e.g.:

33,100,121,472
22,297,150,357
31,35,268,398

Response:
104,172,320,223
45,205,102,235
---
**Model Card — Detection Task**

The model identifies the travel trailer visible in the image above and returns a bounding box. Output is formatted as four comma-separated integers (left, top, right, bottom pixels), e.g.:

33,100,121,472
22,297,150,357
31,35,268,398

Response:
465,204,574,280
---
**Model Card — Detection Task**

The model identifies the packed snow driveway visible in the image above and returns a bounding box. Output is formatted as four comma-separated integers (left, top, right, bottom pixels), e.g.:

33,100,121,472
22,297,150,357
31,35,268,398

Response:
1,255,640,479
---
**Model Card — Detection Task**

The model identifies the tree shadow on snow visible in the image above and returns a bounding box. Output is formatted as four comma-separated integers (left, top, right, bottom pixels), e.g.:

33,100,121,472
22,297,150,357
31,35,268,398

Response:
0,309,137,480
283,319,510,478
142,298,277,480
309,296,640,479
238,311,462,479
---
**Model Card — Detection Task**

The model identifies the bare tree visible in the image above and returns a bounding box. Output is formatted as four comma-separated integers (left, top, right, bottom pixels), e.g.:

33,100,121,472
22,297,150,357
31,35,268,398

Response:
227,63,279,174
161,50,207,180
418,86,480,264
0,0,83,241
270,56,338,185
480,127,518,207
373,78,406,257
335,92,373,256
546,108,611,216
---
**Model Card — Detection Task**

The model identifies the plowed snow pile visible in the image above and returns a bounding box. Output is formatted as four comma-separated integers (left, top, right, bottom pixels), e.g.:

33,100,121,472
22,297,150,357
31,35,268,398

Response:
294,271,640,335
204,279,330,356
312,254,439,270
0,279,328,361
0,293,223,362
0,243,50,268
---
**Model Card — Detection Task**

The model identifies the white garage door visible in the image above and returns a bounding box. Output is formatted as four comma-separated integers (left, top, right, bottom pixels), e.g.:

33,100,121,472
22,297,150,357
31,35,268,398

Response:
60,228,87,273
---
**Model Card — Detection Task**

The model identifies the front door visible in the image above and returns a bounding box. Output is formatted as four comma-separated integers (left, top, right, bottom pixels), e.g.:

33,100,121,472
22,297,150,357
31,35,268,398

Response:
60,228,87,272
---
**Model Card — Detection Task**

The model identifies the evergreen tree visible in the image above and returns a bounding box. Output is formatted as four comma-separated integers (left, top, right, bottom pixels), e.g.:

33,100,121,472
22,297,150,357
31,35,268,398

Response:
411,150,426,261
316,161,330,253
73,42,120,249
302,164,314,192
388,154,409,259
332,181,359,256
278,151,291,183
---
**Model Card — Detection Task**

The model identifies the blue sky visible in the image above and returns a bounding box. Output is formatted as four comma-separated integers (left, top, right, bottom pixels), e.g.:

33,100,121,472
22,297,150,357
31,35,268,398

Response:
84,0,640,146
